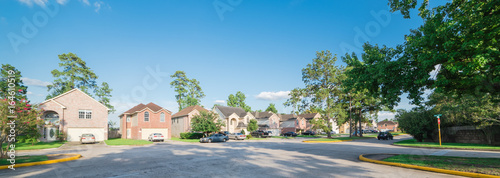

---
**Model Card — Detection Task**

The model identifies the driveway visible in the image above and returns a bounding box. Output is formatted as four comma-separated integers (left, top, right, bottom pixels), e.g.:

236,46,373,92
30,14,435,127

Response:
2,135,498,177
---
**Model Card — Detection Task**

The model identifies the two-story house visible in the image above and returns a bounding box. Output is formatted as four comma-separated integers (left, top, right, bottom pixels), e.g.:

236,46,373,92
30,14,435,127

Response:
252,111,281,136
212,105,255,134
119,103,172,140
279,114,306,134
171,105,208,137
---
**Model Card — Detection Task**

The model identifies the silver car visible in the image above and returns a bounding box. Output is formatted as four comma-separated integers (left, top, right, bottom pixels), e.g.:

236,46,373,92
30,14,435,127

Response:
80,133,95,144
200,134,229,143
148,133,165,142
228,133,246,140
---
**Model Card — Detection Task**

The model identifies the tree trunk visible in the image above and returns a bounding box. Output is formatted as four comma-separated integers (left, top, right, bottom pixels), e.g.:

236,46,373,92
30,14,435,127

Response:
358,111,363,137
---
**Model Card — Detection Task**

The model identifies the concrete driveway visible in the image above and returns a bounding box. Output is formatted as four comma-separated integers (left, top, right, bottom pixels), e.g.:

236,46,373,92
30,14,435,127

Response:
2,135,499,178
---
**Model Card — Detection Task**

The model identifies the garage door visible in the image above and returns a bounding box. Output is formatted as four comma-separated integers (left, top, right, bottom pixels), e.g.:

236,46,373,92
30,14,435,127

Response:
67,128,106,142
141,128,168,140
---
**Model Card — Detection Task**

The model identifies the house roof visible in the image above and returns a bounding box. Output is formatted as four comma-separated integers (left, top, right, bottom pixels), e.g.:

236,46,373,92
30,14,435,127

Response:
377,120,398,125
299,113,320,120
172,105,208,118
119,102,171,117
40,88,109,110
215,105,247,117
252,111,274,119
279,114,299,122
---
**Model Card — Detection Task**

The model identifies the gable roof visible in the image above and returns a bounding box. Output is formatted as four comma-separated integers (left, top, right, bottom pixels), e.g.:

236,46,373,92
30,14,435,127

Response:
172,105,208,118
279,114,300,122
299,113,320,120
119,102,172,117
41,88,109,110
215,105,247,117
252,111,274,119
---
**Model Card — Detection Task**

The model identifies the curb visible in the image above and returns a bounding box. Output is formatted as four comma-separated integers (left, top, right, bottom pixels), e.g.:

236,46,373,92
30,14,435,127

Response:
303,139,353,143
359,154,500,178
0,153,82,170
392,144,500,152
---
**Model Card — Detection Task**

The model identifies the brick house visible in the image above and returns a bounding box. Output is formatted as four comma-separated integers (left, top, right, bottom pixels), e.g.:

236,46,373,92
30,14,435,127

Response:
279,114,306,134
39,88,109,142
119,103,172,140
252,111,281,136
212,105,255,134
377,120,398,132
171,105,208,138
299,113,321,130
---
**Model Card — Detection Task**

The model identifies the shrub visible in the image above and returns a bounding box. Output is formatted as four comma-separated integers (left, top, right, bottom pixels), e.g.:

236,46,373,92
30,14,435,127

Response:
180,132,204,139
397,108,436,142
246,134,253,139
241,130,246,135
56,130,67,142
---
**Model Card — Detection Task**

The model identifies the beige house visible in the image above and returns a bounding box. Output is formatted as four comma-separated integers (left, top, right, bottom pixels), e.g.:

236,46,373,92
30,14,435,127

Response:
171,105,208,137
212,105,255,134
39,88,109,142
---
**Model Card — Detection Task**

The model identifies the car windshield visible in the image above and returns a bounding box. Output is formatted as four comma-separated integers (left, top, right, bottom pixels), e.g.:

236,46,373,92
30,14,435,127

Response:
82,134,93,137
154,133,162,136
235,133,242,135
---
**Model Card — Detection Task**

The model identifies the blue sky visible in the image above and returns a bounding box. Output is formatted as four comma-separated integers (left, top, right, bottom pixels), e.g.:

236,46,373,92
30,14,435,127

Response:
0,0,438,123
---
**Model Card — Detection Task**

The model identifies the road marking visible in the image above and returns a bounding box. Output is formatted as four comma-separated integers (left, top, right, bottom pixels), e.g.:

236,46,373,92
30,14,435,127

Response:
429,150,451,156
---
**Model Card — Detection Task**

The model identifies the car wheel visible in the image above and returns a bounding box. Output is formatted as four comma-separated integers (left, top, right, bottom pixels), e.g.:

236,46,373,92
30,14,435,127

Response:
208,139,212,143
223,139,227,142
378,138,380,140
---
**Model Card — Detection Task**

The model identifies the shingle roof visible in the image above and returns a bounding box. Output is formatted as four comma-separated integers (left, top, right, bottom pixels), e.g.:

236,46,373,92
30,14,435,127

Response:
215,105,247,117
120,102,170,116
172,105,208,118
299,113,320,120
279,114,299,122
252,111,274,119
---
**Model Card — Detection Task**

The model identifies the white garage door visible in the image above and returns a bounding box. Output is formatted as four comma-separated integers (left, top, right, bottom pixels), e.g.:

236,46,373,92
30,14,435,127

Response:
67,128,106,141
141,128,168,140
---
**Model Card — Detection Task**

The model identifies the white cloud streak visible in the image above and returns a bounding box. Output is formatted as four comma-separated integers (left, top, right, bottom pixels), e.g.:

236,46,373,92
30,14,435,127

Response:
21,78,51,88
214,100,225,104
256,91,291,101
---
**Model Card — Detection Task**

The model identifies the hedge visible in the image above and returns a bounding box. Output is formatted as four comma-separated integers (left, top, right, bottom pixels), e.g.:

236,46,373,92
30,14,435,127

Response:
180,132,204,139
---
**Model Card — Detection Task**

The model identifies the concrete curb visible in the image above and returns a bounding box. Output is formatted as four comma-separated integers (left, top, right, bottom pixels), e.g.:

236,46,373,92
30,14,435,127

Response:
392,144,500,152
0,153,82,170
302,139,353,143
359,154,500,178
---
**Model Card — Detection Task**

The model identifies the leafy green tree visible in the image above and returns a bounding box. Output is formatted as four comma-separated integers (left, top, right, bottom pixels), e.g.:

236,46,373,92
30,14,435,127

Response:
191,111,225,137
396,108,436,142
1,64,28,100
46,53,114,113
247,119,258,132
283,88,307,114
265,103,278,113
170,71,205,111
227,91,251,112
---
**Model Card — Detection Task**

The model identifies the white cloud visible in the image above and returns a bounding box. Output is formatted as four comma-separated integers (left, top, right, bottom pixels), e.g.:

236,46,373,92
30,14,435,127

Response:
56,0,68,5
256,91,291,101
214,100,225,104
80,0,90,5
27,91,33,95
17,0,48,7
94,1,104,12
21,77,51,88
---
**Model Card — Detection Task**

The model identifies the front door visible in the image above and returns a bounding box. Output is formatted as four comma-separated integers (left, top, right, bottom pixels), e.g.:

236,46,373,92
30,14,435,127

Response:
45,126,57,142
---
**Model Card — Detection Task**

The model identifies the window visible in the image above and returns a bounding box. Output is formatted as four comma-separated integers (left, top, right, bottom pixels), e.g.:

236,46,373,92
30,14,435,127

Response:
127,116,130,122
79,110,92,119
144,112,149,122
160,113,165,122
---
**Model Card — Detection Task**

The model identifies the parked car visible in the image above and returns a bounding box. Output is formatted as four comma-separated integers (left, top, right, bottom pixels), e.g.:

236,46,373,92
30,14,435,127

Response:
302,131,316,135
200,134,229,143
282,132,298,137
228,133,246,140
221,131,230,136
80,133,95,144
377,132,393,140
148,133,165,142
267,131,273,136
251,130,270,138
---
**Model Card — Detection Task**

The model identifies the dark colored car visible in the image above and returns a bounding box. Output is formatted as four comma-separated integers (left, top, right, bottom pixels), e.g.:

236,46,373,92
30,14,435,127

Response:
302,131,316,135
200,134,229,143
251,130,270,138
377,132,393,140
221,131,230,136
282,132,297,137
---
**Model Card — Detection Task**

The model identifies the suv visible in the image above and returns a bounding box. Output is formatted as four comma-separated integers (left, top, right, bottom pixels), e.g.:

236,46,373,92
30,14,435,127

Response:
251,130,270,138
302,131,316,135
377,132,393,140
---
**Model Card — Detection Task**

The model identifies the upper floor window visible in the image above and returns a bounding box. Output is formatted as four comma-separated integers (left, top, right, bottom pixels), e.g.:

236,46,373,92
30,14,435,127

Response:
144,112,149,122
160,113,165,122
79,110,92,119
126,116,131,122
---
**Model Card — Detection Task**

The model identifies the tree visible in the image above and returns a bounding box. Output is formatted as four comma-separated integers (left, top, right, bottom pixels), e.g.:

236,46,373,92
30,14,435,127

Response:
396,108,436,142
227,91,251,112
0,65,43,158
247,119,258,132
170,71,205,111
265,103,278,113
191,111,225,137
46,53,114,113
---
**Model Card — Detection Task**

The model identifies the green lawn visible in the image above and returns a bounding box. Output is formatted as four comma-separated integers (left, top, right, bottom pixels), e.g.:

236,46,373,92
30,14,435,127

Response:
394,139,500,150
1,142,65,150
0,155,48,165
383,154,500,176
171,137,200,143
247,137,269,140
272,136,295,139
104,138,153,146
296,135,321,138
312,135,378,141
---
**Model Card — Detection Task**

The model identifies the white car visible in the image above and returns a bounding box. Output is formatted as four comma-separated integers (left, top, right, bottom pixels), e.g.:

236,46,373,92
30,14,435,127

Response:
80,133,96,144
228,133,246,140
148,133,165,142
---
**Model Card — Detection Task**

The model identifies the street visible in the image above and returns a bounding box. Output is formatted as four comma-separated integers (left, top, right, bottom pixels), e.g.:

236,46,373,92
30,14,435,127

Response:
2,135,499,178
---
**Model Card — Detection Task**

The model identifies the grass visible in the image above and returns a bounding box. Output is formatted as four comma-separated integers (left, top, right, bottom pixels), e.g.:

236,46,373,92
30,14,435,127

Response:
272,136,295,139
394,139,500,150
171,137,200,143
247,137,269,140
0,155,48,165
296,135,321,138
104,138,153,146
311,135,379,141
2,141,66,150
383,154,500,176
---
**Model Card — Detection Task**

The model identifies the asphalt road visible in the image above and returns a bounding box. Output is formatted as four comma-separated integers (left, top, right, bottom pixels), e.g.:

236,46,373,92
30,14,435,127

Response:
2,135,499,178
